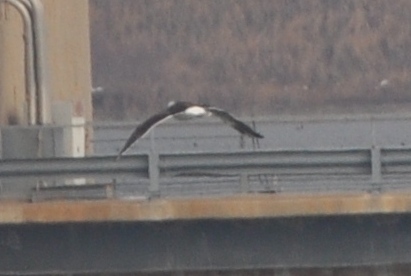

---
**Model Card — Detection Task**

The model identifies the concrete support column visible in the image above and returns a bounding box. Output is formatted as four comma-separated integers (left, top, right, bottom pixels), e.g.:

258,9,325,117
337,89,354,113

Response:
0,0,93,154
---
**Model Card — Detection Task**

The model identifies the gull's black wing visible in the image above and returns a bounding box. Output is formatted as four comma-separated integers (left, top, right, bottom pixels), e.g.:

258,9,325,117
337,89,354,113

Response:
117,111,173,159
207,107,264,138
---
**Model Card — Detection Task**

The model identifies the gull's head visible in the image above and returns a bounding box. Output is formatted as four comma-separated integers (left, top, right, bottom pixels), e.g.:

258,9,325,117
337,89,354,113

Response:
167,101,176,108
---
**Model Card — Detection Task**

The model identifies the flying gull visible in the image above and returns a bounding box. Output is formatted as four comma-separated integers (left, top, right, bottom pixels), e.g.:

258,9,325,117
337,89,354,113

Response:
117,101,263,159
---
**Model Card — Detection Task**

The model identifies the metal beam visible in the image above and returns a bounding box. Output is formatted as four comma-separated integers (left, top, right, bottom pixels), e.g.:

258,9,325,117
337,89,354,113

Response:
1,214,411,274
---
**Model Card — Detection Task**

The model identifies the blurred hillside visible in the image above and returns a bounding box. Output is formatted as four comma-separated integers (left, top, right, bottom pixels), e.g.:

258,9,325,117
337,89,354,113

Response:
89,0,411,120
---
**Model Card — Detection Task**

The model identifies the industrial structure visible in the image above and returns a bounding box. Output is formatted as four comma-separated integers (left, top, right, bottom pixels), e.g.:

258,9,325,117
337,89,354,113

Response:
1,1,411,275
0,0,92,155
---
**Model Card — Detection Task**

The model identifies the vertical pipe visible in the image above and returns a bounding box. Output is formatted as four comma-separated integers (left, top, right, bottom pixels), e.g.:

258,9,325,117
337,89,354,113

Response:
3,0,36,125
27,0,50,124
2,0,50,125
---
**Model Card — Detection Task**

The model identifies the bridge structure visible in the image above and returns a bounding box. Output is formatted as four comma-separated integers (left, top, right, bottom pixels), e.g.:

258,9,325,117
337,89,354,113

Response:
1,116,411,275
2,1,410,274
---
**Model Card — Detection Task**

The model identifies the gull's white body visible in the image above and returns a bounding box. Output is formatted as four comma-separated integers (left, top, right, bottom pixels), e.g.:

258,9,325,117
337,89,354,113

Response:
173,105,209,120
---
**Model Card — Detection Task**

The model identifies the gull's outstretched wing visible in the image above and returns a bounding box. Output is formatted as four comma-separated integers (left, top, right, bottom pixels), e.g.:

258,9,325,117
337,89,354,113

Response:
116,111,173,159
208,107,264,138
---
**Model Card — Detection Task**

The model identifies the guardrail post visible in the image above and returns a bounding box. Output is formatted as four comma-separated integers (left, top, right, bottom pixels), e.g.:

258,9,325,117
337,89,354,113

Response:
148,150,160,198
371,146,382,192
240,173,248,193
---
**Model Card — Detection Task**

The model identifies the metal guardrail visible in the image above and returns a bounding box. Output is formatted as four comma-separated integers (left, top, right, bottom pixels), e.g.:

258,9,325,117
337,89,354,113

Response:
0,155,148,179
1,147,411,200
0,148,369,177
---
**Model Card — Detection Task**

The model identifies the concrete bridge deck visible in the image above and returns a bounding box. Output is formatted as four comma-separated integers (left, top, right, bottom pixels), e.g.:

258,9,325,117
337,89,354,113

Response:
2,194,411,275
